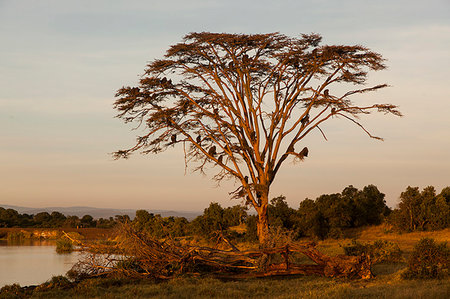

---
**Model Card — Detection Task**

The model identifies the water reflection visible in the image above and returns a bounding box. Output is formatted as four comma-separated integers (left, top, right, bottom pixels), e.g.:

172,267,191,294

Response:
0,240,80,287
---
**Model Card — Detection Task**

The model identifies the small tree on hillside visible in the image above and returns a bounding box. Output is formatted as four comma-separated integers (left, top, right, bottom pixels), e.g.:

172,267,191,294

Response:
114,32,401,244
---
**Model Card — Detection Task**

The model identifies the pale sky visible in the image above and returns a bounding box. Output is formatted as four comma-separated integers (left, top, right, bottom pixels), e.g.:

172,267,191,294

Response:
1,0,449,211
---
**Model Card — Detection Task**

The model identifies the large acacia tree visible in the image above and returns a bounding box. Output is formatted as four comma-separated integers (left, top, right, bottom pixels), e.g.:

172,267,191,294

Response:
114,32,401,243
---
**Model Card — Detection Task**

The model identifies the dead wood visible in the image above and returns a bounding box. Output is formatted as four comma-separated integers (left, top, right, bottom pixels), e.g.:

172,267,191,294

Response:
69,224,373,280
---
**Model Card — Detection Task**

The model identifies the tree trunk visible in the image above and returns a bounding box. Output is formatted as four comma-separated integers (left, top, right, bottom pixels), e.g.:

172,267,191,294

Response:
256,191,269,244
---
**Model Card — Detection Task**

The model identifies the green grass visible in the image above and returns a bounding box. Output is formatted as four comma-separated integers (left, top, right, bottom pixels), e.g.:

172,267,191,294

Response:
16,272,448,299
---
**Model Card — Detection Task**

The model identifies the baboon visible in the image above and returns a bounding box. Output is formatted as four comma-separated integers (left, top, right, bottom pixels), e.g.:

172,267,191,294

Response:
299,147,309,158
301,114,309,126
331,107,336,114
324,89,329,97
242,54,249,64
208,146,217,156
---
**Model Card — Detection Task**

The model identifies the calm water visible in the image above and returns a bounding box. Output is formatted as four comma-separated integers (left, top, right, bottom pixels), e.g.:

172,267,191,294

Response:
0,240,80,287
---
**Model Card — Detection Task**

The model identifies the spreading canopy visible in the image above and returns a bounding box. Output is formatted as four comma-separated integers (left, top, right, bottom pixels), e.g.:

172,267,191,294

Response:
114,32,401,240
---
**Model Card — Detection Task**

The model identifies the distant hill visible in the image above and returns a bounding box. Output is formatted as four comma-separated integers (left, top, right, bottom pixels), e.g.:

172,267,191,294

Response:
0,204,200,220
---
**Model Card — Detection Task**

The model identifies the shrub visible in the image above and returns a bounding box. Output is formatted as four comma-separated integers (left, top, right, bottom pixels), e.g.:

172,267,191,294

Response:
343,240,367,256
66,268,90,282
370,240,403,263
343,240,403,264
7,231,29,240
64,231,84,240
56,238,73,254
244,215,258,242
0,283,24,297
34,276,74,292
327,227,344,239
402,238,449,279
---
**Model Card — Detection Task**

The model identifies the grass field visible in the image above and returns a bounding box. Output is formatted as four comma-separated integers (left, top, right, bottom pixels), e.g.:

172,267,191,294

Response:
318,225,450,256
12,268,449,299
1,225,449,298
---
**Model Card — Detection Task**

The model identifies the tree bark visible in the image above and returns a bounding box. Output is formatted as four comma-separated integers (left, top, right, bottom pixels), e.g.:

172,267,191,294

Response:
256,191,269,244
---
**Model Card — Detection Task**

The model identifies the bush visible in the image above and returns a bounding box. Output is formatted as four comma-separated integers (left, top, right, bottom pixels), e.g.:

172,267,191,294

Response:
34,276,74,293
56,238,73,254
402,238,449,279
245,215,258,242
343,240,403,264
66,268,90,282
0,283,24,298
327,227,344,239
7,231,31,240
370,240,403,263
343,240,368,256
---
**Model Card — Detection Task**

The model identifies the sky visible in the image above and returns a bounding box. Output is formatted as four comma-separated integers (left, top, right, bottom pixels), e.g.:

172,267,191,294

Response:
1,0,449,212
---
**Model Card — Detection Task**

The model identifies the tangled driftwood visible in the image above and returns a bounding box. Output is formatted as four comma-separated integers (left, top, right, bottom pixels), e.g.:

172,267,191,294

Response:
68,224,373,280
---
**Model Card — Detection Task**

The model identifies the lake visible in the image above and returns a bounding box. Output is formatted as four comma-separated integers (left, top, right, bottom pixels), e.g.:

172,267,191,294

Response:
0,240,80,287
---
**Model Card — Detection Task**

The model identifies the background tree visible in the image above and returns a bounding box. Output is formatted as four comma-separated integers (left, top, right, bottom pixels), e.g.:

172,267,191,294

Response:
297,185,389,239
114,32,401,243
352,185,387,226
191,202,226,237
80,214,95,228
223,205,248,227
49,211,67,228
33,212,52,227
64,215,81,228
268,195,297,230
434,187,450,229
96,217,117,229
0,208,23,227
390,186,450,232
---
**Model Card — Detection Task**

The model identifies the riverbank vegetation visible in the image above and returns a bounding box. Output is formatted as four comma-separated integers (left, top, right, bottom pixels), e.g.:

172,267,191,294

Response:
0,228,115,244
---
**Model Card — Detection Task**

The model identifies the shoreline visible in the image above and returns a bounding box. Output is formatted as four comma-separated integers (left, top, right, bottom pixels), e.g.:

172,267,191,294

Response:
0,227,115,241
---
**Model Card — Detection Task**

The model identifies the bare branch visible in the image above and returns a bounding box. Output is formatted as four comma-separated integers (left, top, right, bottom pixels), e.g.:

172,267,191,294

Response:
114,32,400,243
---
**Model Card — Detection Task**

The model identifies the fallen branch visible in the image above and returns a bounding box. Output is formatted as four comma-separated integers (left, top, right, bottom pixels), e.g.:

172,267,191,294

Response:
69,224,373,280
